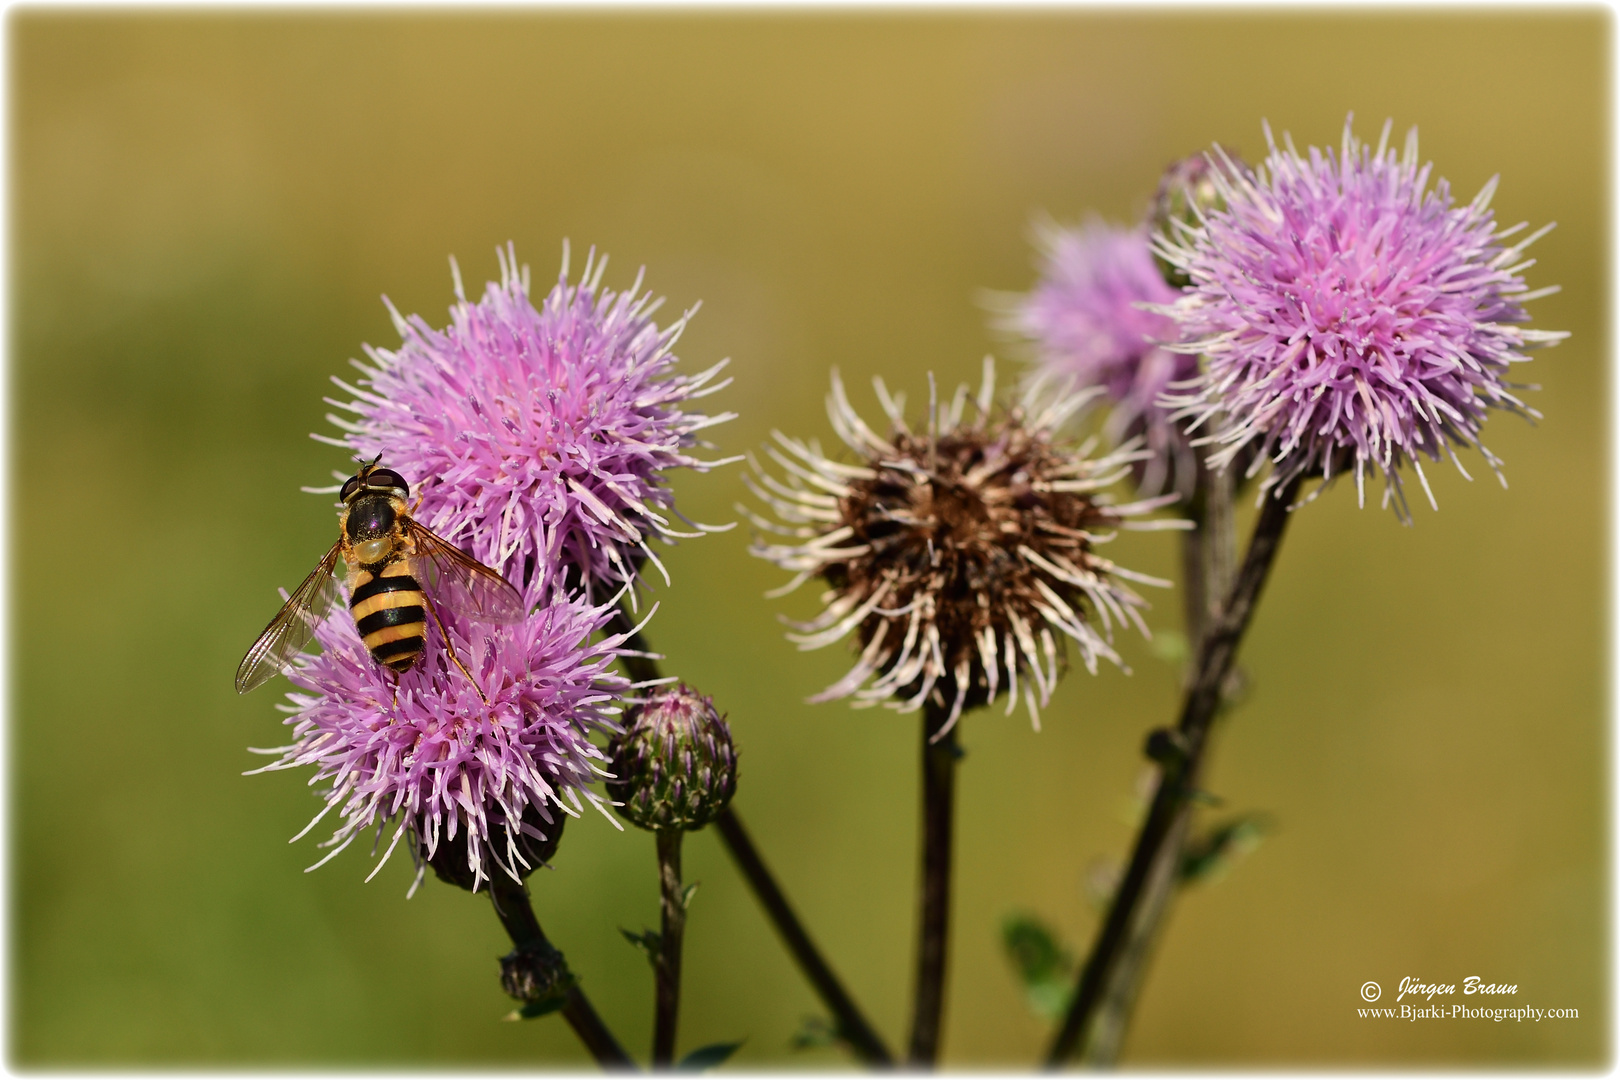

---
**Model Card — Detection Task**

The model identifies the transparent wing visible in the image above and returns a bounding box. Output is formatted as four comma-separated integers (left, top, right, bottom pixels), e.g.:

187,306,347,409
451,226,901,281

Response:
235,543,343,693
406,519,526,625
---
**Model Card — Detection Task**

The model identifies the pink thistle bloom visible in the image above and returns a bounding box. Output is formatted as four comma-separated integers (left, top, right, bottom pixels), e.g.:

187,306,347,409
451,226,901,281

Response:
999,217,1198,497
1156,118,1566,518
247,559,634,895
249,544,635,893
322,243,737,601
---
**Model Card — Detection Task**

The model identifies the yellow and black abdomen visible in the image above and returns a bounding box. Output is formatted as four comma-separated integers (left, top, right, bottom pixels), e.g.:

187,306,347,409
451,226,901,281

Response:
349,562,428,673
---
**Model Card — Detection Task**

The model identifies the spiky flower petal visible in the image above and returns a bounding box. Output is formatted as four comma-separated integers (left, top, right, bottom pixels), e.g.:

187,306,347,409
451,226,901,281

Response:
999,218,1198,497
747,360,1181,736
322,242,737,600
1156,118,1566,518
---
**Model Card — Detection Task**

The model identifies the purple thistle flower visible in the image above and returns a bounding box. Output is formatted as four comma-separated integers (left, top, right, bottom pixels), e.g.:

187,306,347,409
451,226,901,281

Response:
247,559,633,895
321,242,737,601
1156,117,1567,518
246,242,736,892
997,217,1198,497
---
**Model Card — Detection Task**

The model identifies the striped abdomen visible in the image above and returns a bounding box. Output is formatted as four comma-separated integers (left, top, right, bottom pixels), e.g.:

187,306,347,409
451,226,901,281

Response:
350,561,427,674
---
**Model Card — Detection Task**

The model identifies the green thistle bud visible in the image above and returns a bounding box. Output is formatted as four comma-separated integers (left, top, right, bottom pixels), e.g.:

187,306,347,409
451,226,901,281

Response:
1148,150,1239,289
606,684,738,832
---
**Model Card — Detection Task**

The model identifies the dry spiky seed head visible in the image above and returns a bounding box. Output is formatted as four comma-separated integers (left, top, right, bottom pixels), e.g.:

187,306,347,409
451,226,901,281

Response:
747,359,1183,737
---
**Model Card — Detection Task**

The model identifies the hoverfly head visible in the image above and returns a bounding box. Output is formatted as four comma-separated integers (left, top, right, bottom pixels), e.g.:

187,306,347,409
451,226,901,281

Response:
342,455,409,503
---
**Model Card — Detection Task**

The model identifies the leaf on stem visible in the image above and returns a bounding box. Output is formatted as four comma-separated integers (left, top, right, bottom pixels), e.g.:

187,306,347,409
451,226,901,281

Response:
1179,813,1272,886
676,1040,745,1071
621,926,661,966
679,881,701,911
1001,913,1077,1021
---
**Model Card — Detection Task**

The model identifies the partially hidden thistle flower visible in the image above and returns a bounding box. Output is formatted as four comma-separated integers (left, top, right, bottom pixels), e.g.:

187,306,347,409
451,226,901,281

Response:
606,684,738,832
746,360,1182,735
322,242,738,601
997,217,1198,497
247,561,631,895
1156,117,1567,518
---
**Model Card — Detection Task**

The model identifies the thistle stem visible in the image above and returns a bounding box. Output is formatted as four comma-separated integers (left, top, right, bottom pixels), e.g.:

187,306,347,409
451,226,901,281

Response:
1081,461,1238,1064
908,698,959,1066
607,605,896,1066
715,810,895,1065
653,829,686,1067
488,874,637,1070
1046,474,1301,1067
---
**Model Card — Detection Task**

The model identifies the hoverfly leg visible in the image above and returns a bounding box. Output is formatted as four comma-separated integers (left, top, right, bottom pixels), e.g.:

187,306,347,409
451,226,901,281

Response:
425,596,491,706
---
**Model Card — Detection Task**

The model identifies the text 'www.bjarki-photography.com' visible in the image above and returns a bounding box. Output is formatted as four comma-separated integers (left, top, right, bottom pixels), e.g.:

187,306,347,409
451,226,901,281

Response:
1356,977,1579,1022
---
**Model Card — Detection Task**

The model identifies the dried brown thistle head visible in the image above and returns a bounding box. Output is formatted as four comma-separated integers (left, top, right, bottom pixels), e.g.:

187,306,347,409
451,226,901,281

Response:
747,359,1181,736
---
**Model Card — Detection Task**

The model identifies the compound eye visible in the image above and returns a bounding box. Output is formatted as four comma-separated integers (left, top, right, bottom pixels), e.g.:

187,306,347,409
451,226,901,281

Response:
340,475,361,501
368,468,408,496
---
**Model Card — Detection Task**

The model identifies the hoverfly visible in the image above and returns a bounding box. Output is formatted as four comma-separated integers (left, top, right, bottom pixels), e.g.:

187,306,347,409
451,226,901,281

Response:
235,457,525,698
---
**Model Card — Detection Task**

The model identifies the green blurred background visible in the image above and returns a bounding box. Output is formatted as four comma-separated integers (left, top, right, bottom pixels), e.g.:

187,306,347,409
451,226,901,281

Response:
10,9,1608,1069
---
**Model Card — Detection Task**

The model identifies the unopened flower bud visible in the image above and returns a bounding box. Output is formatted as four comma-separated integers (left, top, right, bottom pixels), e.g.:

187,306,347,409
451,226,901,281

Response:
606,684,738,832
421,805,565,892
500,939,575,1005
1148,151,1237,289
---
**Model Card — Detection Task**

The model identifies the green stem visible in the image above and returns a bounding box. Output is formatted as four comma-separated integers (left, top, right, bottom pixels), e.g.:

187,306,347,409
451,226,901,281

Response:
652,829,686,1067
606,606,896,1066
1081,461,1237,1064
1046,474,1301,1067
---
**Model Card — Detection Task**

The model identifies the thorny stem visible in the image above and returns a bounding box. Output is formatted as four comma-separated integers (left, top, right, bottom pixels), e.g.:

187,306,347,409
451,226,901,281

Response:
607,605,896,1067
653,829,686,1067
908,698,959,1066
488,874,637,1070
1081,460,1237,1065
1046,473,1302,1067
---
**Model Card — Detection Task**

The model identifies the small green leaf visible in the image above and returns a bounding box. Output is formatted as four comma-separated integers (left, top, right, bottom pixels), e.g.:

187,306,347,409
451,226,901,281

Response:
1180,813,1272,885
790,1016,841,1051
1002,913,1070,984
620,927,661,966
677,1040,744,1071
1001,913,1077,1021
679,881,701,911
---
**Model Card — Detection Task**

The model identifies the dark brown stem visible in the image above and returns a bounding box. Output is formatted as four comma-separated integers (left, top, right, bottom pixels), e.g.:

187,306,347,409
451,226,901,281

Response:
1046,474,1301,1067
907,699,958,1066
488,874,638,1070
1082,461,1237,1065
611,604,895,1066
653,829,685,1067
715,809,895,1065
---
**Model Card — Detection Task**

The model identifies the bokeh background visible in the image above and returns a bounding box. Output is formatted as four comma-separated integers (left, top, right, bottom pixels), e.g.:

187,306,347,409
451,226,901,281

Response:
10,9,1608,1069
